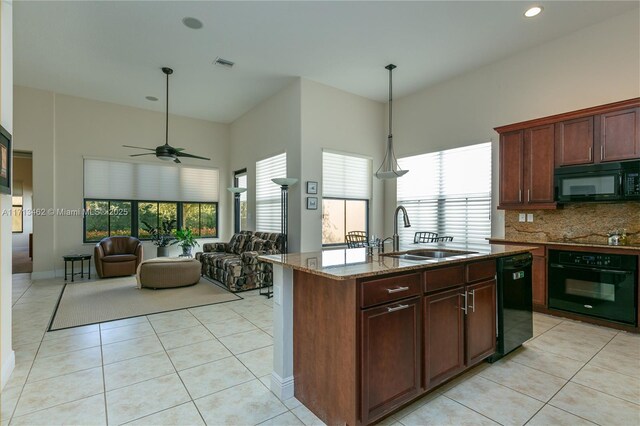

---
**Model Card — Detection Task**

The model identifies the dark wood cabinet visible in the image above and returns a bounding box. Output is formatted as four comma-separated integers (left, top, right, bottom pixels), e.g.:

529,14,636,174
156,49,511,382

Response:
361,297,421,424
423,287,465,390
465,279,497,367
532,254,547,307
498,126,555,209
525,124,555,204
600,107,640,162
499,131,524,206
555,116,594,166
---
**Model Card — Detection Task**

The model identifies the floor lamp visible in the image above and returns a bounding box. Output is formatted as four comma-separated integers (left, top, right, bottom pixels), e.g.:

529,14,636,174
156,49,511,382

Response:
271,178,298,254
227,186,247,234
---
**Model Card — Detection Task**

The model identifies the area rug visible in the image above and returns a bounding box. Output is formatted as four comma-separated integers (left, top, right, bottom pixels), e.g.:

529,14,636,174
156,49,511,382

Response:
49,276,241,331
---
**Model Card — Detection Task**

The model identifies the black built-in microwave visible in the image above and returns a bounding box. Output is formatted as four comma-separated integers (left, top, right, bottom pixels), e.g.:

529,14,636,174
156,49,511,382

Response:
554,160,640,203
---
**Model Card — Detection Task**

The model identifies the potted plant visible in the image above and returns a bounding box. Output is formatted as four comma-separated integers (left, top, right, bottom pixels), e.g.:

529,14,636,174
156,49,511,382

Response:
172,228,200,257
141,218,176,257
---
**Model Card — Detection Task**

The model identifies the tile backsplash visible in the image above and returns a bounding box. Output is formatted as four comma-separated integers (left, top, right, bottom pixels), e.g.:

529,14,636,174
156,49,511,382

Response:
505,202,640,245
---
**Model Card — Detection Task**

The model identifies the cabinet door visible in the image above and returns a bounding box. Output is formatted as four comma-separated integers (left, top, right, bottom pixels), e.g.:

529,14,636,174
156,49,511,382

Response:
424,287,465,390
465,280,497,366
556,116,594,166
361,297,421,424
600,108,640,162
525,124,555,204
499,131,524,206
532,255,547,308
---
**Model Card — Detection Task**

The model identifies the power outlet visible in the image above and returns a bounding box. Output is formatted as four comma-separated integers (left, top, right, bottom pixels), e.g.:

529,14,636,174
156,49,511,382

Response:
518,213,526,222
527,213,534,222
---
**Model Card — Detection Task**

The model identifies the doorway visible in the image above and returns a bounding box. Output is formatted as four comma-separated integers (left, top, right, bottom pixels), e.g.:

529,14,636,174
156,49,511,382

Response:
12,151,33,274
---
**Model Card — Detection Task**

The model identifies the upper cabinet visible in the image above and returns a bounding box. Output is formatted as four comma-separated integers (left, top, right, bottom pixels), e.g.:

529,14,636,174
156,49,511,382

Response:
498,124,555,209
600,108,640,162
496,99,640,210
556,107,640,166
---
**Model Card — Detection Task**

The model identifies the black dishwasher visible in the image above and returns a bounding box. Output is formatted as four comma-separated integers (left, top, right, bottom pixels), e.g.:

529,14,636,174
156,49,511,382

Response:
489,253,533,362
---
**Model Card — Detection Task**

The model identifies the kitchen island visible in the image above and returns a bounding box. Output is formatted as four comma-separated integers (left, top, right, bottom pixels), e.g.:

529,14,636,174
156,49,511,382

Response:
260,243,534,425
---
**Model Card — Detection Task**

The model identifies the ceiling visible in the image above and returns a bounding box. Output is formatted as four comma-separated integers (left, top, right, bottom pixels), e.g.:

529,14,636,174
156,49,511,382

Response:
14,1,638,123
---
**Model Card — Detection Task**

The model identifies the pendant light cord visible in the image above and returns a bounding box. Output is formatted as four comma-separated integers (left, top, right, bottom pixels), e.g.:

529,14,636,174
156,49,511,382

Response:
388,65,392,137
165,71,169,146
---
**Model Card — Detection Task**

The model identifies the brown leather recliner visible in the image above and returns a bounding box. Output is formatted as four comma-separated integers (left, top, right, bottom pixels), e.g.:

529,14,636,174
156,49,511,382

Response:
94,236,143,278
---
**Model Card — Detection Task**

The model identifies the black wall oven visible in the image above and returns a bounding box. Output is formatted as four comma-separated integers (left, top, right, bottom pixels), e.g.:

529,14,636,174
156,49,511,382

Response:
548,250,637,325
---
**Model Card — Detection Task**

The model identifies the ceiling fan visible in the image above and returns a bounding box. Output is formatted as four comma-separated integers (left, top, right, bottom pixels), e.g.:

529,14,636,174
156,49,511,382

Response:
123,67,210,164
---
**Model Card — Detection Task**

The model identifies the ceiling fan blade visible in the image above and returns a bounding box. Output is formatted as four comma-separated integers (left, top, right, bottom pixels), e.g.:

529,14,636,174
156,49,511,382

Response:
123,145,155,151
174,158,181,164
174,148,185,151
175,151,211,161
129,153,157,157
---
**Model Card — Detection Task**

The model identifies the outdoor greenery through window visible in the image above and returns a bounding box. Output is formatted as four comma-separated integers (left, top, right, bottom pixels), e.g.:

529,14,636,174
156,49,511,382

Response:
84,200,217,242
396,142,492,251
322,151,371,245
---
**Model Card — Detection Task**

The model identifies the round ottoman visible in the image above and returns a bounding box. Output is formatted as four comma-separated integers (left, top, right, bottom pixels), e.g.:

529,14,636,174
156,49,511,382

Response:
137,257,201,289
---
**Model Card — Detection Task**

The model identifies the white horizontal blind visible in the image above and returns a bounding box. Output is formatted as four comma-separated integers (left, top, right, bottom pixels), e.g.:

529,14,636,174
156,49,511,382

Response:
322,151,372,199
397,142,491,251
84,159,219,201
256,153,286,233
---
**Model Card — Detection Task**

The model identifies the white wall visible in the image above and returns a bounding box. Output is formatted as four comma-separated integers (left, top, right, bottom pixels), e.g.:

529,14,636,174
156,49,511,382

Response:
0,0,14,390
385,11,640,238
12,156,32,249
13,86,231,276
229,79,303,252
299,79,385,251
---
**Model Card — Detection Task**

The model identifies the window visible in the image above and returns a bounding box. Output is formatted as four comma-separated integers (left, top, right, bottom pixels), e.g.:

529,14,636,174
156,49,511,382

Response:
396,142,492,251
256,153,286,233
322,151,371,245
83,159,219,242
234,169,248,232
85,200,132,241
12,195,23,233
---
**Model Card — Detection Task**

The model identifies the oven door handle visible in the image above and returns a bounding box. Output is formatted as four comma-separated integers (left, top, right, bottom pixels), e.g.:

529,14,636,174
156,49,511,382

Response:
549,263,632,275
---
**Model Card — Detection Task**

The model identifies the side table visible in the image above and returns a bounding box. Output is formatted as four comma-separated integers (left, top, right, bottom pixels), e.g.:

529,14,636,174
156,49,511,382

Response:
63,254,92,282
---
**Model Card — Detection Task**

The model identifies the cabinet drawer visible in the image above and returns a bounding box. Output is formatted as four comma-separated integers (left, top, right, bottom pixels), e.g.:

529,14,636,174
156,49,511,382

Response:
360,273,421,308
466,260,497,283
424,266,465,293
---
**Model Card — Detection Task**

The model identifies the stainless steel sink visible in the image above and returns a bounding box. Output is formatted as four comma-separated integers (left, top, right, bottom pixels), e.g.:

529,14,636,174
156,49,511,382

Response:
382,249,477,260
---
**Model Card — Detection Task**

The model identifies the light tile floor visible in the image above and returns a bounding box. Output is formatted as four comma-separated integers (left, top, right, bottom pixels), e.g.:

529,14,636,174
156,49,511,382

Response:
2,273,640,425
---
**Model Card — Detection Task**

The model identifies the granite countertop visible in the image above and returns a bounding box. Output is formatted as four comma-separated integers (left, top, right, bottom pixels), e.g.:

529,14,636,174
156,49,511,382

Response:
489,238,640,252
259,243,536,280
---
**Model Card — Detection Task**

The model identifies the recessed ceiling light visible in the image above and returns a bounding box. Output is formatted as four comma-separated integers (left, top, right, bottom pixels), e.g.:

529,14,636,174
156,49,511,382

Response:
145,96,158,102
524,6,543,18
182,17,203,29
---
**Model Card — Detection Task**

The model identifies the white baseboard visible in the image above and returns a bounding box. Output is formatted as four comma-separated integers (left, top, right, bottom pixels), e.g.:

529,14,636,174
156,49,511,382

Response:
1,350,15,390
270,371,294,400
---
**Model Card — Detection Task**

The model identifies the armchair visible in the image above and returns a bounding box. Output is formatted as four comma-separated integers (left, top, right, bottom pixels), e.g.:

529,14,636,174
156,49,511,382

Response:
94,236,143,278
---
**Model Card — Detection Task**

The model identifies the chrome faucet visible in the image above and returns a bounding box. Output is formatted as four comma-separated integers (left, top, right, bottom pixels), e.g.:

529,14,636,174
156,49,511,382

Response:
392,205,411,252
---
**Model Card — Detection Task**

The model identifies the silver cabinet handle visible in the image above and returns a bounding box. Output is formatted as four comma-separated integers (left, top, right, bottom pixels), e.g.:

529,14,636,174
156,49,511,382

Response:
527,189,530,202
601,145,604,160
387,304,409,313
589,146,593,161
518,189,522,203
387,286,410,294
468,290,476,313
460,292,467,314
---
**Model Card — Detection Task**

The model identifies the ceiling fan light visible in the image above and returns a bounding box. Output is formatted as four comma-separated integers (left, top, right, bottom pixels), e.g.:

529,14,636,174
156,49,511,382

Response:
158,154,175,161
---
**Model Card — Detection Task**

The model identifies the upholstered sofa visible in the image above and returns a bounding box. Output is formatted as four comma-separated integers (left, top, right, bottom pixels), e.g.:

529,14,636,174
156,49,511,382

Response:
195,231,285,292
94,236,143,278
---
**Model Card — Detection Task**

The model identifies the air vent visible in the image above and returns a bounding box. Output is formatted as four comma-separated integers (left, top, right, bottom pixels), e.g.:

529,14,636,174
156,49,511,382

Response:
213,57,235,69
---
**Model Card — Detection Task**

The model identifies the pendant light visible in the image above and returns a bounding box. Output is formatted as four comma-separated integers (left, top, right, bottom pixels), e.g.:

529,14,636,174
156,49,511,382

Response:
375,64,408,179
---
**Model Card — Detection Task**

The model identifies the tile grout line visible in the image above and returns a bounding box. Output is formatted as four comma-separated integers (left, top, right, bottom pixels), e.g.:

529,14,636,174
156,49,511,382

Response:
522,319,620,425
98,323,109,426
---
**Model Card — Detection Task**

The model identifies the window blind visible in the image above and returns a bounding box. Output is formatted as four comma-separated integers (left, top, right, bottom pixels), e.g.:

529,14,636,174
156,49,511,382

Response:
322,151,372,199
397,142,491,251
84,159,219,202
256,152,286,233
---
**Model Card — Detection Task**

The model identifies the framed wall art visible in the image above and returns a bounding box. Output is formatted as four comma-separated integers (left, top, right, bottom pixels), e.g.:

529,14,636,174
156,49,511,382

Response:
306,181,318,194
306,197,318,210
0,125,12,195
